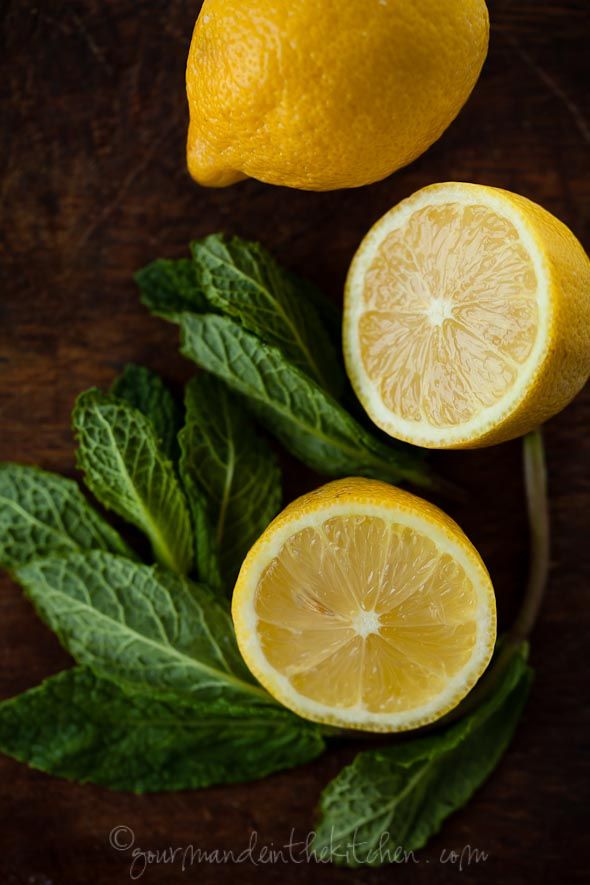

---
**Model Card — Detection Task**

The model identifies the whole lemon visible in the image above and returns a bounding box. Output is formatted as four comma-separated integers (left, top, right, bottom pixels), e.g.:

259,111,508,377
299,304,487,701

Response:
185,0,489,191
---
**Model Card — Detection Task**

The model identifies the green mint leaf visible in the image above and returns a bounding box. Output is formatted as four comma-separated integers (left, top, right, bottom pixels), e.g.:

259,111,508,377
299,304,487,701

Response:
111,364,183,461
72,389,193,575
15,551,271,707
179,375,282,592
191,234,344,396
0,668,325,792
0,464,135,569
135,258,207,319
178,313,427,486
313,645,532,867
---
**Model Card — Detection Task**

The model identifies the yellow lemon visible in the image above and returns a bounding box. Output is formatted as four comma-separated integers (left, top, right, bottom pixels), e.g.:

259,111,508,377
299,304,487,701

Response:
185,0,489,191
344,183,590,448
232,478,496,732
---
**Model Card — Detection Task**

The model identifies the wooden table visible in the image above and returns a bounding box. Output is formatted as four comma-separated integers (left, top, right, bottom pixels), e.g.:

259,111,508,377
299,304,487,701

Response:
1,1,588,882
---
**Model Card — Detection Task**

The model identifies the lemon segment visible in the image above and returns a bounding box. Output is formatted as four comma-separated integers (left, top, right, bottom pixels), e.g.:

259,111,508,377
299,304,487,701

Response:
344,183,590,448
232,479,496,732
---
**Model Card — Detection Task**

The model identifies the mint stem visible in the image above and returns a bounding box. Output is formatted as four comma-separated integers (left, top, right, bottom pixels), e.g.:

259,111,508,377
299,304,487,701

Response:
511,429,550,642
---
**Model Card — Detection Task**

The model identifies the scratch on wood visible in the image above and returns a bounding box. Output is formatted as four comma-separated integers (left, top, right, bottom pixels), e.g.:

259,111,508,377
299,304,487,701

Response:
507,35,590,145
71,121,178,256
71,12,114,76
37,10,113,76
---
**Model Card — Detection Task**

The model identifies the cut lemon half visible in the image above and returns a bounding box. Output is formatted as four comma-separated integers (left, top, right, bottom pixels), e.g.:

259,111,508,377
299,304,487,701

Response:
344,182,590,448
232,478,496,732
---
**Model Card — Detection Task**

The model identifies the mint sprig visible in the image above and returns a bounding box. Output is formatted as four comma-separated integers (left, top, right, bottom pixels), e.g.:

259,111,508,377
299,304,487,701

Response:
0,231,551,857
0,362,303,792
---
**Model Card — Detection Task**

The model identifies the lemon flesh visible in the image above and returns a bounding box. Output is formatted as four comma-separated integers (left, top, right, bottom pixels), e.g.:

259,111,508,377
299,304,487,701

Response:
344,183,590,448
232,479,496,732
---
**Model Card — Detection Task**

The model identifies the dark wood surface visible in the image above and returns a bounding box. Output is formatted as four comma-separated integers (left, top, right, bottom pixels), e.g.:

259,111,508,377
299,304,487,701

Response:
1,1,589,882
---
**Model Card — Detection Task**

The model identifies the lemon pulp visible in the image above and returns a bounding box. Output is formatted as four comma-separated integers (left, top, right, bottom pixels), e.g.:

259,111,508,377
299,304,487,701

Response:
358,202,539,428
253,514,482,717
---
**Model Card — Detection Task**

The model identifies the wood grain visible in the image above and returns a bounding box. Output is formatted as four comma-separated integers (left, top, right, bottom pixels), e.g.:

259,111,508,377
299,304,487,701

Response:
0,1,589,882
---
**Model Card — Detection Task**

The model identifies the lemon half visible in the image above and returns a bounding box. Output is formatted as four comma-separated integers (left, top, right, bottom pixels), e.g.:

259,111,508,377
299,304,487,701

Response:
344,182,590,448
232,479,496,732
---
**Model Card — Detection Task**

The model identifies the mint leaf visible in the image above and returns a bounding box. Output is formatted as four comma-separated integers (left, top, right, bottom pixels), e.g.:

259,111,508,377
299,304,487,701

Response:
178,313,427,487
313,645,532,867
0,464,135,568
0,668,325,792
111,364,182,461
191,234,344,396
15,551,271,707
179,375,281,592
135,258,207,319
72,389,193,575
